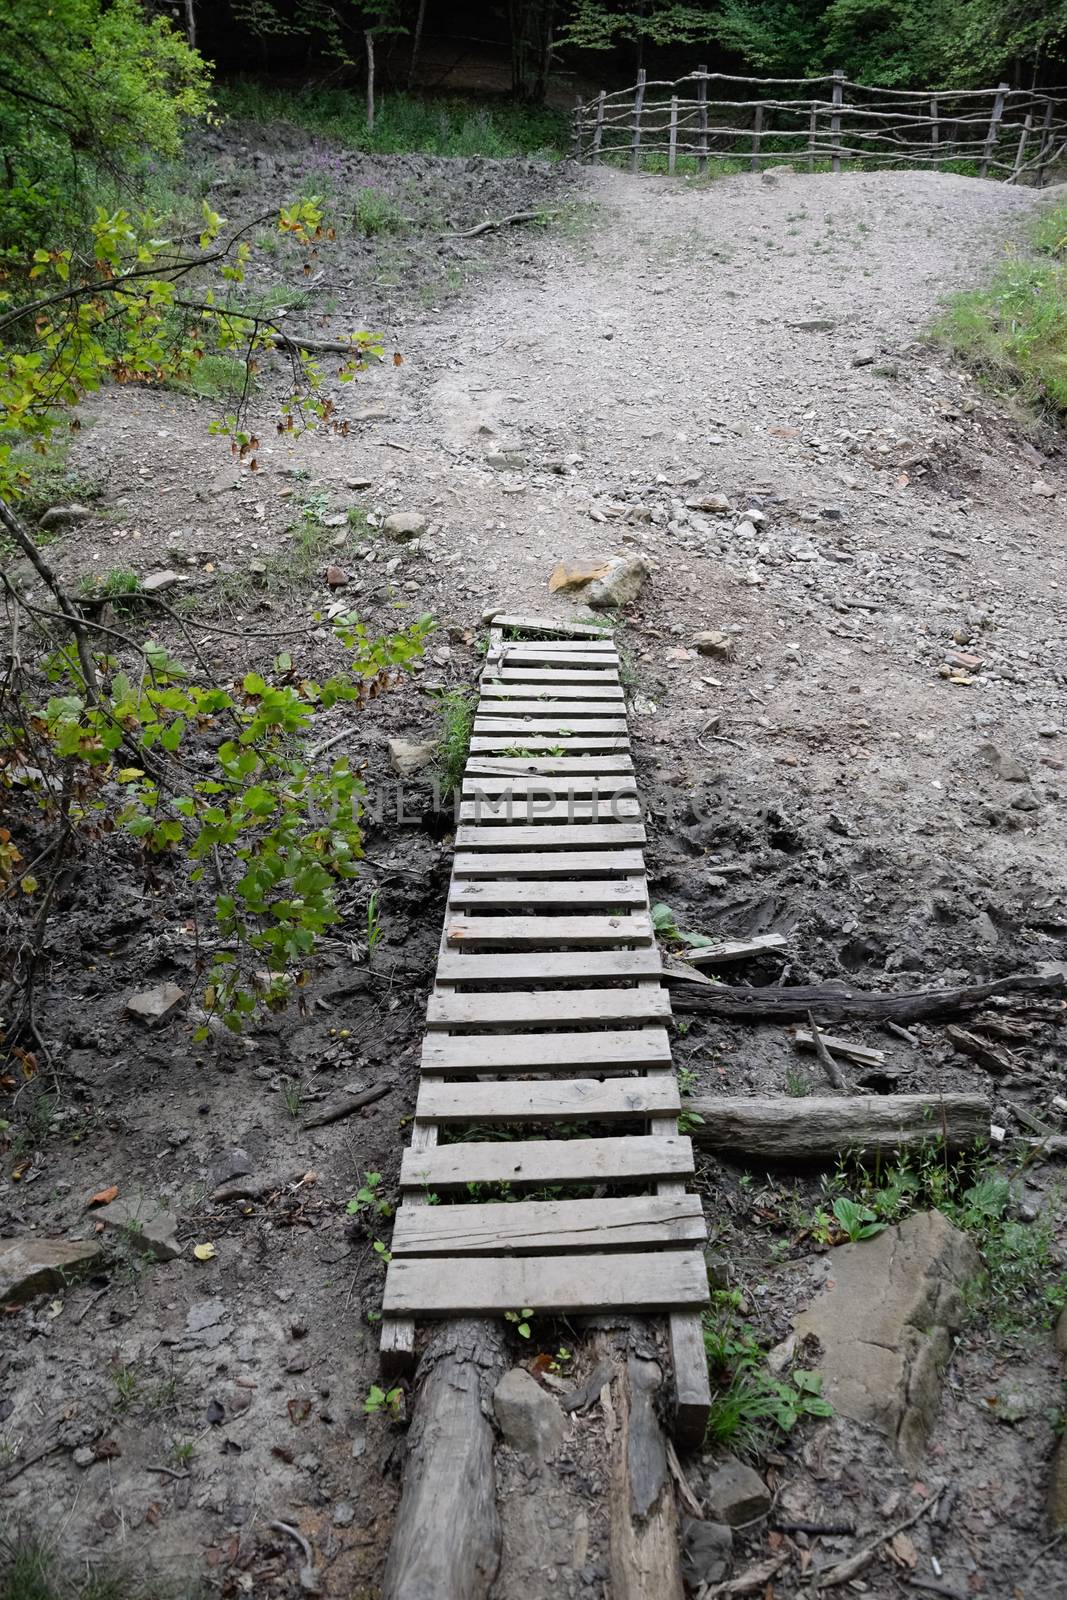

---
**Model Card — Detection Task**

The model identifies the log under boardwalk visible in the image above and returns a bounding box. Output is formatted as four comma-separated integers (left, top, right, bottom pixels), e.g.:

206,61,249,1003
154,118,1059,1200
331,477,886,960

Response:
380,615,711,1442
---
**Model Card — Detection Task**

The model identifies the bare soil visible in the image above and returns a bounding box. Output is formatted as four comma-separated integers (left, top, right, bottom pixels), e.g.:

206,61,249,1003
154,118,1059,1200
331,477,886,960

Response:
2,141,1066,1599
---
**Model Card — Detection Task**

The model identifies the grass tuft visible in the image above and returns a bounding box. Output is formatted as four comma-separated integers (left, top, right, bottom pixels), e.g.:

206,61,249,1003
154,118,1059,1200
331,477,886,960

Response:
432,689,475,794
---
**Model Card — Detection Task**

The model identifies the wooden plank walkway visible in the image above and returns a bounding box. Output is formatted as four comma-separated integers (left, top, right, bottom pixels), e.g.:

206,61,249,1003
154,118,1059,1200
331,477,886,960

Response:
380,614,711,1443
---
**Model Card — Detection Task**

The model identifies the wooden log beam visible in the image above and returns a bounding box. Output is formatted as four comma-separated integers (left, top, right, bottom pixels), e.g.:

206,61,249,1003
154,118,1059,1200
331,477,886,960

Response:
685,1094,989,1161
382,1318,508,1600
667,970,1066,1024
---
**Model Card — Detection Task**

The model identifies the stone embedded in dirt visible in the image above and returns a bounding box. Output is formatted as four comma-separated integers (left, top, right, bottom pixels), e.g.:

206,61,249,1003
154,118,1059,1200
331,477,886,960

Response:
125,983,185,1025
680,1517,733,1585
383,511,427,542
388,737,437,778
72,1446,96,1468
210,1150,252,1189
852,346,877,367
791,317,837,332
792,1209,981,1467
978,742,1029,783
347,477,373,490
95,1197,182,1261
323,513,348,528
492,1368,567,1463
333,1502,356,1528
704,1457,771,1526
0,1236,102,1305
686,493,731,514
1031,479,1056,498
695,631,734,659
585,555,650,611
324,564,349,588
760,164,794,186
142,570,181,594
38,504,91,530
485,450,529,469
548,559,611,593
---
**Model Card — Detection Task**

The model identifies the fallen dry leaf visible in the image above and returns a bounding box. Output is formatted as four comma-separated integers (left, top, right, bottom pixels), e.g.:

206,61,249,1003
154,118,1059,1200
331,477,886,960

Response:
88,1185,118,1208
193,1242,217,1262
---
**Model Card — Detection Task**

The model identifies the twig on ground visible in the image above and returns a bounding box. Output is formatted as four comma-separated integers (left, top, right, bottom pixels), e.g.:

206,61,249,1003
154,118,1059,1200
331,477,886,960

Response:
773,1519,855,1536
814,1489,941,1589
146,1463,190,1480
807,1010,851,1094
308,724,359,760
74,1286,110,1325
444,209,554,239
908,1579,967,1600
300,1080,391,1130
698,1548,791,1597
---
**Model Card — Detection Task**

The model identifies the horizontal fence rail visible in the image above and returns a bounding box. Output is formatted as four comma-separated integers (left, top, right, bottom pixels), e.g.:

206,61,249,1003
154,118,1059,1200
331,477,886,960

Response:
572,69,1067,185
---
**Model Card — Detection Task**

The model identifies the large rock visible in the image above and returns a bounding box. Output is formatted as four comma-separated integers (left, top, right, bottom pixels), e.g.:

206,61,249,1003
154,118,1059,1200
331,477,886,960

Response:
585,555,649,611
548,559,610,594
0,1237,102,1305
125,983,184,1025
793,1210,981,1466
493,1368,566,1463
680,1517,732,1586
704,1458,771,1526
95,1197,182,1261
388,737,436,778
38,504,91,530
383,512,426,542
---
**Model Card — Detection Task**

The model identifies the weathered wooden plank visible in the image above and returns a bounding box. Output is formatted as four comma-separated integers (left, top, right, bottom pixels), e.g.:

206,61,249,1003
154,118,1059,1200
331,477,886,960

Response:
449,877,647,909
490,614,615,640
469,736,631,754
457,798,642,824
453,849,645,878
488,666,621,684
669,1311,713,1449
480,682,625,703
446,913,653,948
686,1094,990,1159
683,933,788,967
466,756,634,776
496,648,620,668
462,774,638,797
383,1249,708,1316
402,1135,692,1193
435,946,662,982
416,1075,679,1125
475,704,628,723
455,823,646,849
421,1027,672,1074
391,1194,705,1257
426,986,672,1028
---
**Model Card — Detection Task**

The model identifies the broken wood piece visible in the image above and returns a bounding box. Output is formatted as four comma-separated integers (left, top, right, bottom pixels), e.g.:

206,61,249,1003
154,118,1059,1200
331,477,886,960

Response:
699,1548,792,1598
300,1080,391,1130
807,1010,851,1094
945,1024,1016,1075
606,1346,684,1600
445,209,553,239
668,971,1066,1024
684,1095,989,1161
813,1487,940,1589
681,933,788,967
791,1029,885,1067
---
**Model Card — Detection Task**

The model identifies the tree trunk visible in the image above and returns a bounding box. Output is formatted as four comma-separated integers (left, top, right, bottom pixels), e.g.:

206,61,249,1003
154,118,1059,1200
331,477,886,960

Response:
183,0,196,49
365,30,376,132
510,0,555,102
383,1318,508,1600
685,1094,989,1162
408,0,428,89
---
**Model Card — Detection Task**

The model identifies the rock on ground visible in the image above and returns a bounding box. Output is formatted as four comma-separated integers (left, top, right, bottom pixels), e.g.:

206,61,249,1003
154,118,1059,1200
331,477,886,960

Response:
703,1457,772,1526
0,1237,102,1305
793,1209,981,1466
388,737,437,777
94,1196,182,1262
492,1367,567,1463
584,555,650,610
680,1517,733,1586
383,511,427,542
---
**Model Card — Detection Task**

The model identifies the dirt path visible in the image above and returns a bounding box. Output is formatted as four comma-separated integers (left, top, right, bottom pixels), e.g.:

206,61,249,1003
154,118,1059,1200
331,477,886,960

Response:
5,160,1067,1597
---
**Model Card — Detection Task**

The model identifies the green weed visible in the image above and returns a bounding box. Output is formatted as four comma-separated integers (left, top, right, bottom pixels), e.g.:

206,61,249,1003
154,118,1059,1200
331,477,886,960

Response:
433,689,475,793
703,1289,831,1457
346,1170,392,1220
784,1066,810,1097
363,1383,403,1418
352,187,407,236
281,1080,302,1119
366,889,383,956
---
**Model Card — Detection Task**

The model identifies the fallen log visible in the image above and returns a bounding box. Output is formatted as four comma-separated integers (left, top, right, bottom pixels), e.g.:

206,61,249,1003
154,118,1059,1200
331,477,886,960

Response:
300,1080,390,1130
444,209,552,239
667,971,1066,1025
382,1318,508,1600
685,1095,989,1161
597,1330,684,1600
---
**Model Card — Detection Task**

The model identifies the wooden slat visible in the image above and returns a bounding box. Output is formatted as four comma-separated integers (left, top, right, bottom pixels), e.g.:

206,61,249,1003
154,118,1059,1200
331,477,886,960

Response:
498,643,618,659
455,823,645,849
400,1133,693,1189
488,667,621,684
469,736,631,754
391,1193,705,1256
462,774,637,797
475,705,628,723
446,913,653,948
466,756,634,776
384,1250,708,1315
426,986,671,1028
452,849,645,878
448,877,647,908
435,946,662,982
490,614,615,640
480,682,624,703
416,1075,680,1124
421,1027,672,1073
457,798,642,823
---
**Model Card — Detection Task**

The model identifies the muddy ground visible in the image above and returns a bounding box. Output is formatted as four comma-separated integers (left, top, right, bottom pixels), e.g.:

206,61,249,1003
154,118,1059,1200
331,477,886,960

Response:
1,131,1065,1598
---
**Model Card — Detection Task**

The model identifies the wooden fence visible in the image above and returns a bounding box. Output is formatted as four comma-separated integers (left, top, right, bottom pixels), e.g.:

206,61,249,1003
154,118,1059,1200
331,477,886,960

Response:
571,70,1067,185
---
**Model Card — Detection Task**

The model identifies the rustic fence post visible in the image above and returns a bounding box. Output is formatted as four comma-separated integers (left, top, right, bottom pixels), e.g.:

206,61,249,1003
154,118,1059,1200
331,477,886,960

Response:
591,89,606,165
750,103,763,171
807,100,817,170
631,68,646,173
1012,109,1033,181
668,95,679,174
696,65,709,175
979,82,1008,178
830,69,844,174
930,95,939,164
1036,98,1056,186
572,94,583,161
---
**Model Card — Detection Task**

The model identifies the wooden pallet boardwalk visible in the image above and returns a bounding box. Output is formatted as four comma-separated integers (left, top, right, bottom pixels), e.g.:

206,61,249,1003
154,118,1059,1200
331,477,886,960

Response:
380,614,711,1442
